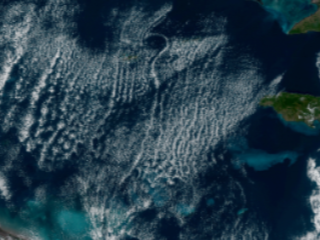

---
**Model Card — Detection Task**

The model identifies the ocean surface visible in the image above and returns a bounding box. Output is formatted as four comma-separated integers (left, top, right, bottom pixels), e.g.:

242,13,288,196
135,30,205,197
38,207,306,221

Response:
0,0,319,239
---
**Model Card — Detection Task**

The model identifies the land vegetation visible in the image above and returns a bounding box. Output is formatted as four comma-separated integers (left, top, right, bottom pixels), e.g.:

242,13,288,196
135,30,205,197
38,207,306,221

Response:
289,1,320,34
260,92,320,128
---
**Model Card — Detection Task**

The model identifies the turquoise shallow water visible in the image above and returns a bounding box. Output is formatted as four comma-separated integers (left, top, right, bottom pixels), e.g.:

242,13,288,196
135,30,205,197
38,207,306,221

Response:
229,137,299,171
0,199,91,240
237,208,248,215
261,0,318,32
278,115,320,135
236,149,298,171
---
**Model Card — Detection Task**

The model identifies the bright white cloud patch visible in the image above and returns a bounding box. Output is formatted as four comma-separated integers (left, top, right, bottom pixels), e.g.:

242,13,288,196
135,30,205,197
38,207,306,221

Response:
300,158,320,240
0,0,283,239
0,173,10,201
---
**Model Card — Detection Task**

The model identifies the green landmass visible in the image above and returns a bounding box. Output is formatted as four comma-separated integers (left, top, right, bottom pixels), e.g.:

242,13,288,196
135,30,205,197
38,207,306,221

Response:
124,55,138,61
260,92,320,128
289,2,320,34
252,0,320,34
122,54,138,61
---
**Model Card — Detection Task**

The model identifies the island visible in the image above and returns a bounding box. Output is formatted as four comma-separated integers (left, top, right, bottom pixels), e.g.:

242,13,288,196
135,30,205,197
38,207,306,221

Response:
237,208,248,215
253,0,320,34
260,92,320,128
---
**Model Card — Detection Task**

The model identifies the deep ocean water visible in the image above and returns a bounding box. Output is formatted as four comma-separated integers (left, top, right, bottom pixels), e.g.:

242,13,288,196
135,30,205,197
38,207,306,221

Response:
0,0,319,239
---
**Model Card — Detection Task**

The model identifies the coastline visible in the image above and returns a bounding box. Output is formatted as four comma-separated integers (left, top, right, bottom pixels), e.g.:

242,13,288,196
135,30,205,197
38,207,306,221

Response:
0,225,28,240
289,1,320,34
251,0,320,34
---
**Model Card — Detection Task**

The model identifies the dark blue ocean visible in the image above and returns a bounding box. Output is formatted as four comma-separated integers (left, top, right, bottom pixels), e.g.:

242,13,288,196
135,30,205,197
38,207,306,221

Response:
0,0,320,239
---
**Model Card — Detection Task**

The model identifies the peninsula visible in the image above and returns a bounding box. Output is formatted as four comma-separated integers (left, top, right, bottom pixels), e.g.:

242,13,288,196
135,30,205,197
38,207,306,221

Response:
289,0,320,34
253,0,320,34
260,92,320,128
